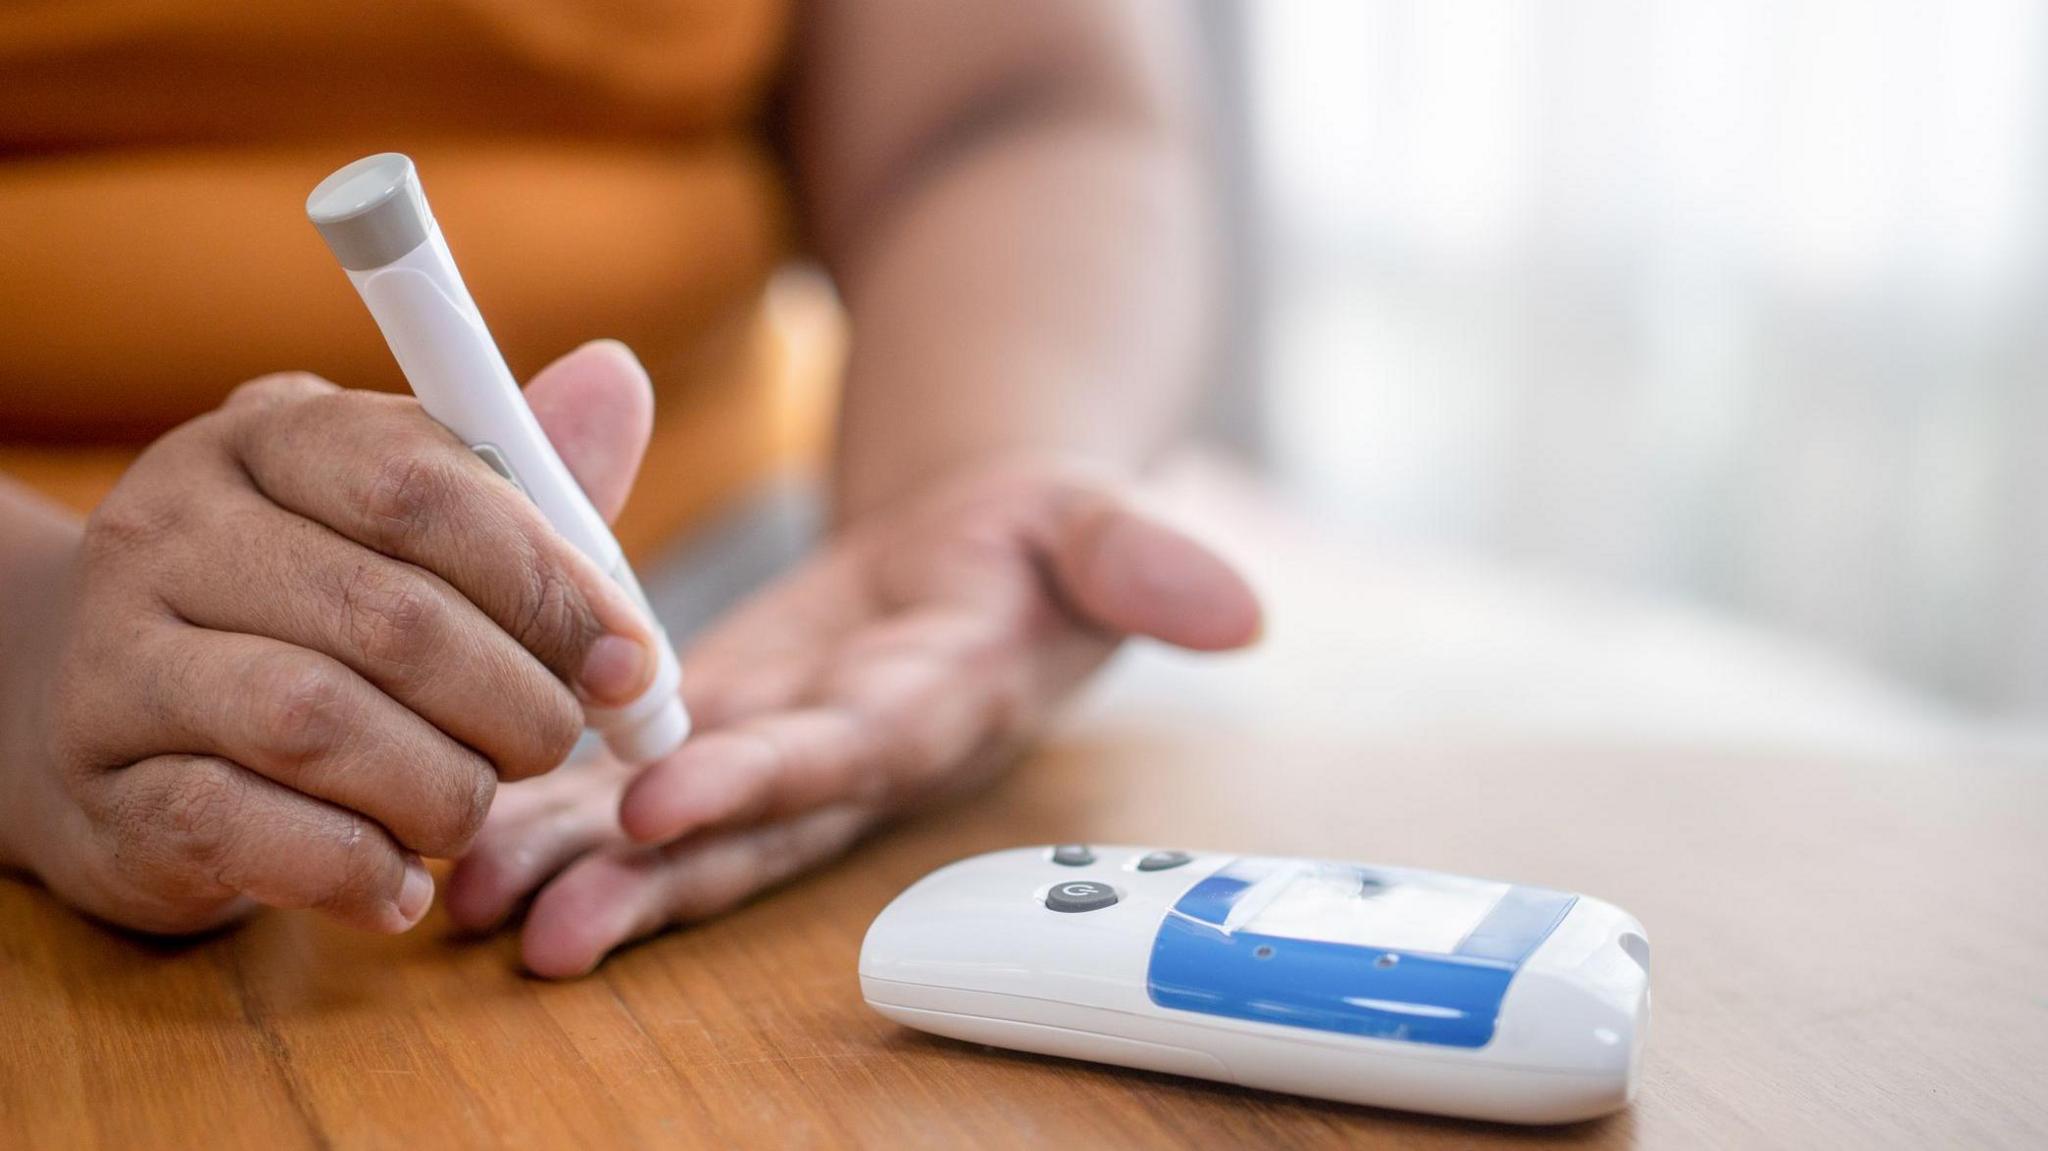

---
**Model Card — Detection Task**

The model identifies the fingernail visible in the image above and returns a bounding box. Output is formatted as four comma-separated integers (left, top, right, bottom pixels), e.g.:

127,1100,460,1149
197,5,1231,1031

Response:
579,634,653,704
397,855,434,925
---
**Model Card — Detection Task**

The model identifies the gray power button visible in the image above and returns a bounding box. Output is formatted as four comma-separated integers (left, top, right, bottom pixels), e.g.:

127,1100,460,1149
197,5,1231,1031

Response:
1045,880,1118,913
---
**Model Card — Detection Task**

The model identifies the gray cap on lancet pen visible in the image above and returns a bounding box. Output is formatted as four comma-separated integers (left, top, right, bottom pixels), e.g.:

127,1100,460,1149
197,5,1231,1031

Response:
306,152,432,270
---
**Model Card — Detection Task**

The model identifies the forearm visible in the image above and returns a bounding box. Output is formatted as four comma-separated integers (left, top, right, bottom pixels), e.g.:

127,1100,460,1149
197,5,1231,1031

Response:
827,114,1213,522
788,0,1214,524
0,478,81,872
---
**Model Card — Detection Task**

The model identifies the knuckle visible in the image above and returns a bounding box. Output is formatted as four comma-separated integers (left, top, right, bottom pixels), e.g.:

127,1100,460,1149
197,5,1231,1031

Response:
252,657,351,763
362,451,458,551
509,552,599,672
76,418,245,571
310,812,387,912
337,563,442,678
497,683,584,781
534,689,587,768
82,492,184,564
424,757,497,853
226,371,331,411
156,759,245,876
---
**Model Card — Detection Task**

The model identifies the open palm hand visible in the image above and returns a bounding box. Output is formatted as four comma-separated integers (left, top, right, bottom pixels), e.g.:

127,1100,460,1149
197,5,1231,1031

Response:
443,463,1260,977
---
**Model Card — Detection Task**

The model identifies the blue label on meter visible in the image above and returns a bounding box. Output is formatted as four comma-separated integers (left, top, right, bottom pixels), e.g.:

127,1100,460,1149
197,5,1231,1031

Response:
1146,858,1576,1048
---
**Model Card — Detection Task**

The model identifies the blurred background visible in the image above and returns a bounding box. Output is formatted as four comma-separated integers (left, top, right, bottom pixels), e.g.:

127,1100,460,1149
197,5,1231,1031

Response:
1193,0,2048,723
676,0,2047,755
9,0,2034,751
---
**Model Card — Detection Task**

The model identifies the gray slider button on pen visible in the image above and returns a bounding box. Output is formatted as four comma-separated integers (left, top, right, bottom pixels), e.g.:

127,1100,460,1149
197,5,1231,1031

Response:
472,443,528,496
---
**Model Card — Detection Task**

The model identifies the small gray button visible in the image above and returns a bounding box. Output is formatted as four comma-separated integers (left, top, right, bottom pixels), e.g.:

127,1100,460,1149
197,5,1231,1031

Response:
472,443,528,496
1136,850,1193,872
1045,880,1118,913
1051,844,1095,867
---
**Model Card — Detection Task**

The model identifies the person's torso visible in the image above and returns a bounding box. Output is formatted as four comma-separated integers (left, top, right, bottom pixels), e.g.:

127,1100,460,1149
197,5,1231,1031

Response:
0,0,793,442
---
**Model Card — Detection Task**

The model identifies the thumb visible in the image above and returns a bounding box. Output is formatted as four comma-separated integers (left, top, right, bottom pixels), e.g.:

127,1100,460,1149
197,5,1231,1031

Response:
1041,488,1263,652
524,340,656,524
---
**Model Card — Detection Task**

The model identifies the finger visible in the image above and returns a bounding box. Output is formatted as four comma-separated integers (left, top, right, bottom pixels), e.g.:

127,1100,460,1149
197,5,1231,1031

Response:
1038,488,1262,651
616,711,868,845
89,754,431,934
520,802,871,979
442,756,635,932
618,610,1014,844
88,626,498,858
524,340,655,524
677,659,823,734
228,383,658,707
223,370,341,412
156,489,584,781
672,548,876,731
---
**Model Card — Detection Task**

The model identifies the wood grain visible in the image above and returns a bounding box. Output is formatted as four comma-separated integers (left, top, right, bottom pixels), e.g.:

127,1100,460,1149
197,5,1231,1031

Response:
4,720,2045,1149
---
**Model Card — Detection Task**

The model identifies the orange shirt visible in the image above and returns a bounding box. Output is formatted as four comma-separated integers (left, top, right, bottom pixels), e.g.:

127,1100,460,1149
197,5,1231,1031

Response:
0,0,801,556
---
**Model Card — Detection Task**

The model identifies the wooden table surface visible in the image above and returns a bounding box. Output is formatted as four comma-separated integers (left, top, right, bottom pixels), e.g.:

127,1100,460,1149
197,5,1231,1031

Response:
5,716,2045,1149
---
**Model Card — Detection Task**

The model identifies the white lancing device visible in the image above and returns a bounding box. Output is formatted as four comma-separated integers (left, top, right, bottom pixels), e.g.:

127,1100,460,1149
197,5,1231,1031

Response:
307,152,689,764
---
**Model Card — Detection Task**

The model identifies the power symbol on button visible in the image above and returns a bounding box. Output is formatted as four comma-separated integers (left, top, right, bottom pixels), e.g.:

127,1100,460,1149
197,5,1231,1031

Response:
1045,881,1119,913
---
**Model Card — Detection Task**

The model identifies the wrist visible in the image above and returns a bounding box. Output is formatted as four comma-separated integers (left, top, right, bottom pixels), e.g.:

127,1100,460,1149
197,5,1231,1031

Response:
0,488,83,875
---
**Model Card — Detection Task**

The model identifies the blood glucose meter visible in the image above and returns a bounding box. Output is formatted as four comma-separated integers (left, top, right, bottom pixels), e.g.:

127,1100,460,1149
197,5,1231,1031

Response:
860,846,1650,1124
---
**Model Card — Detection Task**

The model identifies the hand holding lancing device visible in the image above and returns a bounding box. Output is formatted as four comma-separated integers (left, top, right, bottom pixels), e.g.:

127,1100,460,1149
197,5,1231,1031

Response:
0,341,665,936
